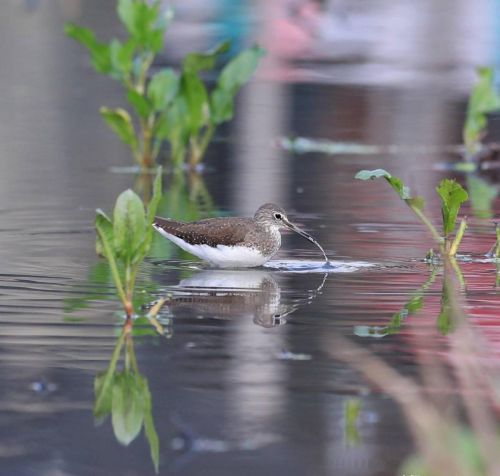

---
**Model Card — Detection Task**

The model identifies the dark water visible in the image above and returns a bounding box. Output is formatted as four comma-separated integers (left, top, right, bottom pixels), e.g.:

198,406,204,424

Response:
1,1,500,475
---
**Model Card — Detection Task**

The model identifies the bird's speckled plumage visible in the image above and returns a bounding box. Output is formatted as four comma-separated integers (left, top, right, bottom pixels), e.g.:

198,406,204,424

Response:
153,203,316,268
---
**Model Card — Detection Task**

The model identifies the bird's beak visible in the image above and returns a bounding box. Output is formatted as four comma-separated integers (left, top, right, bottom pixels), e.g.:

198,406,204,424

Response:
282,217,329,263
282,218,317,244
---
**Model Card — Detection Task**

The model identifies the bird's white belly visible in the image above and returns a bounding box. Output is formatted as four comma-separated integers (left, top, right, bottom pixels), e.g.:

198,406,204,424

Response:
154,228,271,268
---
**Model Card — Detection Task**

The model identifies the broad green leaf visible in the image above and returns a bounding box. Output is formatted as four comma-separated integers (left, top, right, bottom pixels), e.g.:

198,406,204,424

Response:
436,179,468,236
181,71,209,133
110,39,135,80
64,23,112,74
155,95,189,142
127,89,151,118
210,45,265,124
100,107,138,150
217,45,265,92
210,88,234,124
95,209,113,258
117,0,165,52
113,189,146,262
147,69,179,111
183,40,231,73
111,373,145,445
141,378,160,473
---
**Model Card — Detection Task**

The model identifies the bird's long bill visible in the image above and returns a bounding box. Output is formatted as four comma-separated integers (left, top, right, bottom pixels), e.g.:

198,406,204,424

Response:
283,219,329,263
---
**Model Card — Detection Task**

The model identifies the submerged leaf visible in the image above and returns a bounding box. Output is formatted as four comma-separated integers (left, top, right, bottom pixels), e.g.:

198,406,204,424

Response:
100,107,138,150
436,179,468,236
113,189,146,263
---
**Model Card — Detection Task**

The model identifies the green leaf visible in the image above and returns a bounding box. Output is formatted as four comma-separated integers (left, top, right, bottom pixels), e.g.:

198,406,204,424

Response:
210,88,234,124
406,196,425,211
113,189,146,263
111,373,145,445
217,45,265,92
127,89,151,118
64,23,112,74
181,71,209,133
183,40,231,73
117,0,165,52
436,179,468,236
100,107,138,150
95,209,113,258
464,67,500,153
110,39,136,80
147,69,179,111
210,45,265,124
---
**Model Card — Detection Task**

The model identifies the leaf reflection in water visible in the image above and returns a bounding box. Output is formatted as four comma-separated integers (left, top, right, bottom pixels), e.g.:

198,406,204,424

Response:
94,322,160,473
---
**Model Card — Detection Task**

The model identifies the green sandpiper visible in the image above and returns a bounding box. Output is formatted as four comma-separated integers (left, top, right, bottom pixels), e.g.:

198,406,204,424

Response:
153,203,328,268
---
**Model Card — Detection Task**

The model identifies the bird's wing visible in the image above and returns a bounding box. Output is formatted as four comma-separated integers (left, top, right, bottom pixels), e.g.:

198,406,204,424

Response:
153,217,252,247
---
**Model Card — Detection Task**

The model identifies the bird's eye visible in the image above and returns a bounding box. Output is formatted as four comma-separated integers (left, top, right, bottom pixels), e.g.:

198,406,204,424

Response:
274,213,282,220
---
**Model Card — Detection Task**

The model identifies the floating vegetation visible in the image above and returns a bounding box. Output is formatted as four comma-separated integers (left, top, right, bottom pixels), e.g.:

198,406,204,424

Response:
65,0,264,170
279,136,464,156
95,167,162,318
355,169,468,258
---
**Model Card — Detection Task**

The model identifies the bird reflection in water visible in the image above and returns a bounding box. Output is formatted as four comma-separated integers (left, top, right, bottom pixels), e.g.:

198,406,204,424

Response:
157,269,327,328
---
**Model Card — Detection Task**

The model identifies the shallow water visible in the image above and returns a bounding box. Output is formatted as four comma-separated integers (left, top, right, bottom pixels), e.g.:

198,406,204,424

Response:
1,1,500,476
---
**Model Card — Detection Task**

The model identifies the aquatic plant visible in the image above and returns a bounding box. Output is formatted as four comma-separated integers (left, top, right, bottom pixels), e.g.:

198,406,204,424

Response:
95,167,162,318
329,255,500,476
94,319,160,472
355,169,468,257
65,0,264,170
463,67,500,157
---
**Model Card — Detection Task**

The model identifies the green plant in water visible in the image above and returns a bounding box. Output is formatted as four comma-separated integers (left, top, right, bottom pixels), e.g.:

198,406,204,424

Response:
156,43,265,169
65,0,264,170
94,321,160,472
95,167,162,318
355,169,468,257
463,67,500,157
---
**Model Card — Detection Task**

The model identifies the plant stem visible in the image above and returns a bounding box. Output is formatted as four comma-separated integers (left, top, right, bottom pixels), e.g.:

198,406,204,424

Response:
408,203,444,251
189,124,215,168
449,218,467,257
96,224,127,308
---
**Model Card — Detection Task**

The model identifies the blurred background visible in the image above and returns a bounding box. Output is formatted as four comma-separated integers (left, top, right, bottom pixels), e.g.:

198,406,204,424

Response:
1,1,500,476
